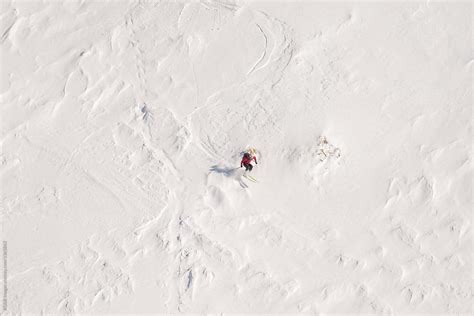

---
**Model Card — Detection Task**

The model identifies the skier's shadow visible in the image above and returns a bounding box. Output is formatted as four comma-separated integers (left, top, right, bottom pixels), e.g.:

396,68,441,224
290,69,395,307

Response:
209,165,248,188
209,165,239,177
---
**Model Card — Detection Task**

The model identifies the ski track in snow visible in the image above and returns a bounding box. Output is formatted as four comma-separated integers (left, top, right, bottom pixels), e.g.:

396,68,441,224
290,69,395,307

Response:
0,0,471,314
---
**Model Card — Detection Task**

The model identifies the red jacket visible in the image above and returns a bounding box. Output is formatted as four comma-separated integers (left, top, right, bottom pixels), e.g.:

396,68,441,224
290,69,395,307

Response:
241,154,257,166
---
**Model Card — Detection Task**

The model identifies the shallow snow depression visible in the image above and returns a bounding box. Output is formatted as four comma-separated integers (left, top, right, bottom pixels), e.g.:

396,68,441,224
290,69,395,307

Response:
0,0,472,314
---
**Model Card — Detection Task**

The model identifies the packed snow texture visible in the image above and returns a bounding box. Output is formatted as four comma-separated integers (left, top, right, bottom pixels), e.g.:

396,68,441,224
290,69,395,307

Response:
0,0,472,314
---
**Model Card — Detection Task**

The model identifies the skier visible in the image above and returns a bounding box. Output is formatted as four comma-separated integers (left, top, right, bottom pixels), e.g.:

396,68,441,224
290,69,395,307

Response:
240,150,257,172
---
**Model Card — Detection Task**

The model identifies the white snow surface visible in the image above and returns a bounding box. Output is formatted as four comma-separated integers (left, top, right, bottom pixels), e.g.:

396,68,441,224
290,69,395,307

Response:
0,0,472,314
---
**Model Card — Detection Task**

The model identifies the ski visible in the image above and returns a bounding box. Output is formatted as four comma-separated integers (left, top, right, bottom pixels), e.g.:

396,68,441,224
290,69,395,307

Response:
243,174,258,182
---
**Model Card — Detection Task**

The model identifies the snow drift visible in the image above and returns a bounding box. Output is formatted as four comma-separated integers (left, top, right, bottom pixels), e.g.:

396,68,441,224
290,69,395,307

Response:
0,0,471,314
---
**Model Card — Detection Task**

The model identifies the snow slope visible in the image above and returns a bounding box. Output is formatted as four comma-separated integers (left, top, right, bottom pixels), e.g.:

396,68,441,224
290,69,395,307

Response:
0,0,472,314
